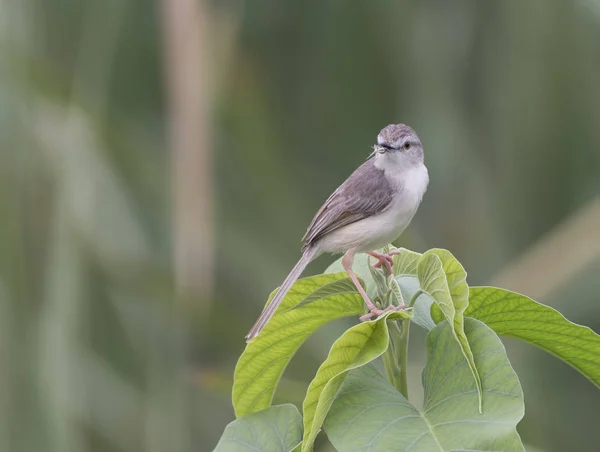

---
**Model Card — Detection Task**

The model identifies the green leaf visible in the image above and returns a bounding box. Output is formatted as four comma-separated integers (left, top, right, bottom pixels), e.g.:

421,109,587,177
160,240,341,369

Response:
233,273,364,417
467,286,600,388
411,288,436,331
390,247,436,330
387,277,406,307
426,249,469,316
301,310,411,452
391,247,422,275
417,249,483,412
214,404,302,452
324,319,525,452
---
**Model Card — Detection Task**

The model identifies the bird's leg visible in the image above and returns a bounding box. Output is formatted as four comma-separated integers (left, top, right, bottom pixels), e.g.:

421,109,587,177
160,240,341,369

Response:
342,250,377,311
366,250,401,275
342,250,402,322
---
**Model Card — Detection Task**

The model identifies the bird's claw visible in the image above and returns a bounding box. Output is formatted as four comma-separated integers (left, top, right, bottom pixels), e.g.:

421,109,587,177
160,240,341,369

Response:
368,250,402,275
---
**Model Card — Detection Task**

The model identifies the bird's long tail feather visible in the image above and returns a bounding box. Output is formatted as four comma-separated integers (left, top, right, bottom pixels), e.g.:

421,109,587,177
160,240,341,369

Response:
246,246,317,341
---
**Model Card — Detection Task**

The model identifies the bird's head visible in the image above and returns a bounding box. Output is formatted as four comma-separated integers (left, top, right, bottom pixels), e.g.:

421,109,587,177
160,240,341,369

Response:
371,124,424,167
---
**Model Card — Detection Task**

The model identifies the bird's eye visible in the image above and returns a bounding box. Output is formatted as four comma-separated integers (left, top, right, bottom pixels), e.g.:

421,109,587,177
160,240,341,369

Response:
403,142,411,150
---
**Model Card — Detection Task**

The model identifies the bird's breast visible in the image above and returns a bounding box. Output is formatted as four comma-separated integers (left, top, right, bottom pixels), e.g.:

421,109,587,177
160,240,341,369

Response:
360,163,429,247
317,164,428,254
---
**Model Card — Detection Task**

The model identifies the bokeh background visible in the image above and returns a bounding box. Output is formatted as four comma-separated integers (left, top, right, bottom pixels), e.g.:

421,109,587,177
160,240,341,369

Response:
2,0,600,451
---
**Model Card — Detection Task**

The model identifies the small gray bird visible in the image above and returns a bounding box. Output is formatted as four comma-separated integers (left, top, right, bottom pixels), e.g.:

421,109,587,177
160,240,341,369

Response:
246,124,429,341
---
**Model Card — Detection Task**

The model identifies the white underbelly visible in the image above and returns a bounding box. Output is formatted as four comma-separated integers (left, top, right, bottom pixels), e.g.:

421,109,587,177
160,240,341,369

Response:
317,196,420,254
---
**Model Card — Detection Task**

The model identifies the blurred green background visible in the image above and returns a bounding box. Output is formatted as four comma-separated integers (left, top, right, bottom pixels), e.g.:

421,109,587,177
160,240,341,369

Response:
2,0,600,451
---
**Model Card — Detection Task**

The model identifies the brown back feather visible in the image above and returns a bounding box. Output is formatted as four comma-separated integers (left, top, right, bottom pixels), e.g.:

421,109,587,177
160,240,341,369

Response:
301,159,394,250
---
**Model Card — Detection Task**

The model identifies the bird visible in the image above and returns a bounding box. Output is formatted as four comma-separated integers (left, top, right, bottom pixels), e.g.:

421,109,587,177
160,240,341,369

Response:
246,124,429,341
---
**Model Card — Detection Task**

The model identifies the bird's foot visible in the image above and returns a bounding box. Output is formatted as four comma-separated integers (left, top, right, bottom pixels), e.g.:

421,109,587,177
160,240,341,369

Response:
359,303,408,322
366,250,401,275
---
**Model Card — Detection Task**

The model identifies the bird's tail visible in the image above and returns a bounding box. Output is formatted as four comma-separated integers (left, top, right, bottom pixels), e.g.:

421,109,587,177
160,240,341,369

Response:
246,246,317,342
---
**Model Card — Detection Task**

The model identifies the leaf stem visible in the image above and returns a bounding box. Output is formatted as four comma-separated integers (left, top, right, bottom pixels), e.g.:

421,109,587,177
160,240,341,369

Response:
383,289,424,399
409,289,424,309
383,320,404,394
382,339,398,385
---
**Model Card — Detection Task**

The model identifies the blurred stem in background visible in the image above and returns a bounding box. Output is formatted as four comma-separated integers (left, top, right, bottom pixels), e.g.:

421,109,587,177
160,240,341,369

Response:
492,197,600,301
160,0,214,321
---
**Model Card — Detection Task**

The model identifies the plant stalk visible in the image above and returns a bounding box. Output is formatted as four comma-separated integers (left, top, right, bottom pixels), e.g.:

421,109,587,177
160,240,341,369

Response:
383,289,424,399
383,320,404,394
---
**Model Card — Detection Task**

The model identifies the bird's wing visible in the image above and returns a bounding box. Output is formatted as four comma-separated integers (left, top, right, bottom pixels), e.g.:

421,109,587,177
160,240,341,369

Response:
301,159,395,249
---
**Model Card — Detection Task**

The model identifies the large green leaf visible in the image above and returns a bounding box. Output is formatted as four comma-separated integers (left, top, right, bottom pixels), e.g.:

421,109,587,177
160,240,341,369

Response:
417,249,483,412
301,310,411,452
233,273,364,417
214,404,302,452
467,286,600,388
324,319,525,451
